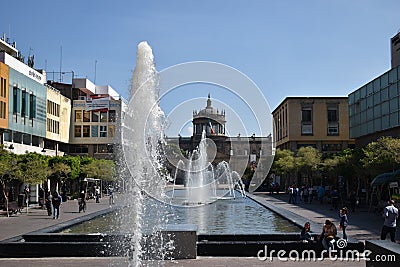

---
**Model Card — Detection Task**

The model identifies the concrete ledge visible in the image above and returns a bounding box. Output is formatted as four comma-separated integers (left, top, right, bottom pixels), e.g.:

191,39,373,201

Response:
0,224,198,260
197,234,364,257
365,240,400,267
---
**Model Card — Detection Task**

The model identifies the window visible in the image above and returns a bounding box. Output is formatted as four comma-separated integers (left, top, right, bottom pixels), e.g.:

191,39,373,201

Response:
92,111,99,122
301,107,313,135
328,125,339,135
327,108,338,122
91,125,98,137
108,110,116,122
75,110,82,122
100,126,107,137
0,101,3,119
97,144,108,153
83,111,90,122
21,90,27,117
82,125,90,137
0,78,3,97
13,87,20,114
74,126,82,137
100,111,107,122
29,94,36,119
108,125,115,138
70,145,88,153
302,108,312,122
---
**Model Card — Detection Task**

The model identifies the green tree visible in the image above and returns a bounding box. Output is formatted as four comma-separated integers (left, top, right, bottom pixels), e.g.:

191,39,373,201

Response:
63,155,82,179
0,146,13,216
12,153,49,185
361,136,400,176
271,149,296,184
81,159,116,181
296,146,322,185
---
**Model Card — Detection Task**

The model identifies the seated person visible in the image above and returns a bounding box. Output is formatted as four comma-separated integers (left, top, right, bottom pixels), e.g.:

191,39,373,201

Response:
319,219,337,250
300,222,314,243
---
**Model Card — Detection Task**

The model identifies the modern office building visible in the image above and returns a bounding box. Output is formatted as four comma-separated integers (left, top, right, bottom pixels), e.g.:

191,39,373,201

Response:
348,65,400,147
0,35,49,155
391,32,400,69
348,32,400,147
272,97,355,153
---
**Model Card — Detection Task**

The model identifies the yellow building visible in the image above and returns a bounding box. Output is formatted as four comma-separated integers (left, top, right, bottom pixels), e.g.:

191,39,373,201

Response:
272,97,354,153
0,62,8,134
44,84,71,155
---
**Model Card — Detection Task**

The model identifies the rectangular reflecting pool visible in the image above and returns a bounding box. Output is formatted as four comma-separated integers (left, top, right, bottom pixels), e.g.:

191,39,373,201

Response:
62,194,299,235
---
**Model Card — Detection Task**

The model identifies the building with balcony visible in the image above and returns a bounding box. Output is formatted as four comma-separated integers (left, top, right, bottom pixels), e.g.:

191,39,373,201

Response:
272,97,354,153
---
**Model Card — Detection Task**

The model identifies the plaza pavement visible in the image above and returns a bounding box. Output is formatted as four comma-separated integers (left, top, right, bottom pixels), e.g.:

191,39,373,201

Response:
0,192,393,266
250,191,392,242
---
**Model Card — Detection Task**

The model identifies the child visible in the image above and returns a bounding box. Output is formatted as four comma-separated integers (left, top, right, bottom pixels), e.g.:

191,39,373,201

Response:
339,207,349,240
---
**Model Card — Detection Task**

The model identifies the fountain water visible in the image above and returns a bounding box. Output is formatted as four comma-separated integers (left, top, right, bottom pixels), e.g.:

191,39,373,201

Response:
121,41,169,266
169,131,244,206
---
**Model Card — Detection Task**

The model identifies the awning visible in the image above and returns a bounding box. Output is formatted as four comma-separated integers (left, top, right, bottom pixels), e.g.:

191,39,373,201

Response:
371,170,400,186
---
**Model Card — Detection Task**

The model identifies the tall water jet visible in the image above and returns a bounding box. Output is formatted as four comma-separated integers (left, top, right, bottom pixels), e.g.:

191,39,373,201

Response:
121,41,168,266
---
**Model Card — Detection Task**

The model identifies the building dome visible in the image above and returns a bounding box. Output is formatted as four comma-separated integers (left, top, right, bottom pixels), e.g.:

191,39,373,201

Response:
192,94,226,136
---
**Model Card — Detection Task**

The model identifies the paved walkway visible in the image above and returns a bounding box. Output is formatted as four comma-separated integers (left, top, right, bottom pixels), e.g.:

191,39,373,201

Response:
0,195,113,241
251,192,396,242
0,192,393,266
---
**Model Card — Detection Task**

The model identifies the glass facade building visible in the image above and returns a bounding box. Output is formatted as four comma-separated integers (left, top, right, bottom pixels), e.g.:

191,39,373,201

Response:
349,65,400,140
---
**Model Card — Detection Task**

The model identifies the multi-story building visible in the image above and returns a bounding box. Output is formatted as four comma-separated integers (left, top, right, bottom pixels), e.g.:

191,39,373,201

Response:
272,97,355,153
43,83,71,155
167,95,273,190
49,78,126,159
0,61,9,143
391,32,400,69
0,35,48,155
349,64,400,147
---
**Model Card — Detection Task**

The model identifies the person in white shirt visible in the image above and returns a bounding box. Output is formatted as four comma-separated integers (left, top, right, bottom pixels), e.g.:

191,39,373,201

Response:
380,200,399,242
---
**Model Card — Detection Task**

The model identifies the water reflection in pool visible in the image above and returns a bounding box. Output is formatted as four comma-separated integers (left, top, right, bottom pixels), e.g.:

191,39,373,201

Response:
62,195,299,234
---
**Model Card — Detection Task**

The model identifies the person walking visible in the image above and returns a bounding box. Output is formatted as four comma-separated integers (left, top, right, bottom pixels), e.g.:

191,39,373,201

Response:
318,186,325,204
308,186,314,203
380,200,399,242
288,185,294,204
95,186,100,203
330,188,339,210
51,190,62,219
339,207,349,240
44,190,52,216
349,191,357,213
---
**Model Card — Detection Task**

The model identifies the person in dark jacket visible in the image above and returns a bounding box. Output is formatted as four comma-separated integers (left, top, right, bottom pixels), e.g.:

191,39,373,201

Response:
300,222,314,243
51,190,62,219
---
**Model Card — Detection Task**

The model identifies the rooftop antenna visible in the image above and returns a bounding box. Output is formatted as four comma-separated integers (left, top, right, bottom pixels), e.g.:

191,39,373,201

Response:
94,59,97,84
59,45,62,82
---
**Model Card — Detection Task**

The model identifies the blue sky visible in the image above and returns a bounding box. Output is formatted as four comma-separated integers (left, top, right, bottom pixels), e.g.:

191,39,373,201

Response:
1,0,399,136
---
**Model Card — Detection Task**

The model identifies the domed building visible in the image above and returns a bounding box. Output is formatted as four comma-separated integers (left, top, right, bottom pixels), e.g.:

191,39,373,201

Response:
192,94,226,137
165,94,273,189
